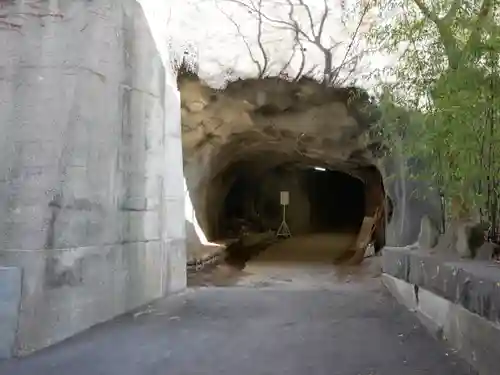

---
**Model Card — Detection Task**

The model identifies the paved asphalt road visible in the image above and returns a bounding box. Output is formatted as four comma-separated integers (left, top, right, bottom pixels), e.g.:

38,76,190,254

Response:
0,279,475,375
0,236,476,375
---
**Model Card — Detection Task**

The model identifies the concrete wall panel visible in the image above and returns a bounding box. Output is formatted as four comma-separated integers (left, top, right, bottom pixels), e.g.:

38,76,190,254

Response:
0,0,185,356
0,267,22,359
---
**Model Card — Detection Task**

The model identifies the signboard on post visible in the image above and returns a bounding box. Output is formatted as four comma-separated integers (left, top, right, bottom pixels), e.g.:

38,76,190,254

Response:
280,191,289,206
277,191,291,238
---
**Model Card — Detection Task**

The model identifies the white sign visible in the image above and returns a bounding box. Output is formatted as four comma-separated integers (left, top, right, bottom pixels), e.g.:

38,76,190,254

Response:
280,191,289,206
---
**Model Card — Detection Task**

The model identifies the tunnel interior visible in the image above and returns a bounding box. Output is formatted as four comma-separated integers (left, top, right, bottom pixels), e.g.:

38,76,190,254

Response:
208,156,367,241
305,168,365,233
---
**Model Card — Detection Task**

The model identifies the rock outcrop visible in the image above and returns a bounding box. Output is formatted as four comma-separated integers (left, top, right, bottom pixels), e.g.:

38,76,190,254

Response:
417,215,440,249
179,73,388,256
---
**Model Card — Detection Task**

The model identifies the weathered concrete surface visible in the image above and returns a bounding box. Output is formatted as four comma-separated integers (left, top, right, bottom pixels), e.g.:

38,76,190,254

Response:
418,215,440,249
382,248,500,375
382,247,500,324
0,0,185,355
0,268,474,374
383,274,499,375
0,267,22,359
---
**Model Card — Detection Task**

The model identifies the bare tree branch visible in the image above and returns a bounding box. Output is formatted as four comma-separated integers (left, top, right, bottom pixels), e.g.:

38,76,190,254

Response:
317,0,329,42
303,63,320,78
217,0,269,77
226,0,315,44
337,53,364,86
217,4,262,74
295,0,329,43
296,0,316,39
329,1,370,85
254,0,269,76
279,37,299,77
294,37,307,81
290,0,334,85
219,0,369,86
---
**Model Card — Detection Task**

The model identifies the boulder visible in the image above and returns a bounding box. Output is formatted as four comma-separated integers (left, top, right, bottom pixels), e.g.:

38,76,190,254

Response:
474,242,498,261
434,220,486,259
452,221,486,259
455,221,472,258
417,215,440,249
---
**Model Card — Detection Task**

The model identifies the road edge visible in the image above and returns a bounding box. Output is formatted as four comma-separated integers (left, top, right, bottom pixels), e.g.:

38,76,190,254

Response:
382,271,499,375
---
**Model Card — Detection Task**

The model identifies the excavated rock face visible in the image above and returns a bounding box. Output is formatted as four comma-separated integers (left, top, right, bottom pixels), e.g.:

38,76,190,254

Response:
180,73,386,244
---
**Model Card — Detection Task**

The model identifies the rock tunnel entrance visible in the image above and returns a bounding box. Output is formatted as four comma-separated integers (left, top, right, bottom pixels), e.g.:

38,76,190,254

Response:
180,74,389,266
216,162,366,240
197,138,384,244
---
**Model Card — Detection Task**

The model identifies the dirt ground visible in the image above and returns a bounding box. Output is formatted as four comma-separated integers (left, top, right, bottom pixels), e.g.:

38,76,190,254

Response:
188,233,380,288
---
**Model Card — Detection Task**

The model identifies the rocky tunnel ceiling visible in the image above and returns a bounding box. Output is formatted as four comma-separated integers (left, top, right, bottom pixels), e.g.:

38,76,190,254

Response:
180,72,387,244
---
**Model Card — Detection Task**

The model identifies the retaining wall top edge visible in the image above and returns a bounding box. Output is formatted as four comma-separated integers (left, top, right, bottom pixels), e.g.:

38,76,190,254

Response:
382,247,500,324
383,247,500,283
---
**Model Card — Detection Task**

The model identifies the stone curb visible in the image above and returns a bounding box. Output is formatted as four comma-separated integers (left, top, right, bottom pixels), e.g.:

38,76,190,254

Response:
186,251,224,273
382,247,500,375
382,247,500,324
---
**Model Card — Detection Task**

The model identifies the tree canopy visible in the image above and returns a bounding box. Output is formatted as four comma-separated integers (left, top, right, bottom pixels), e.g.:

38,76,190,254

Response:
367,0,500,226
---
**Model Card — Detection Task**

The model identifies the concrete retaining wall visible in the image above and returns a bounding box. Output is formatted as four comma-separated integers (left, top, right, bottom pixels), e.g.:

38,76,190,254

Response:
0,267,22,359
382,248,500,375
0,0,185,356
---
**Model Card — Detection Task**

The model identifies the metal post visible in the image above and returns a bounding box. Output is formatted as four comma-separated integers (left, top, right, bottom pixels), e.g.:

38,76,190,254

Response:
276,191,292,238
439,191,446,234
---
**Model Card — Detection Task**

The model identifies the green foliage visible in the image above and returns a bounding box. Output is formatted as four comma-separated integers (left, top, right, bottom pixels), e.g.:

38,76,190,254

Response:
367,0,500,220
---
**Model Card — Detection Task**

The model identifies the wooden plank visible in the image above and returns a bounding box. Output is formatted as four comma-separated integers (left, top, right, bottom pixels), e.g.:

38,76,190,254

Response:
355,216,376,249
344,208,381,265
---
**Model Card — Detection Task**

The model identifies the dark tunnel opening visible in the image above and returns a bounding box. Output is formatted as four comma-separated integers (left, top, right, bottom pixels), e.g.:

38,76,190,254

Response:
213,163,367,241
222,175,265,236
305,168,365,233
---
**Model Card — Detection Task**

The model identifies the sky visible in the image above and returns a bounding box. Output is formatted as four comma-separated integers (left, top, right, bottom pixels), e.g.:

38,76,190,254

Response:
166,0,397,90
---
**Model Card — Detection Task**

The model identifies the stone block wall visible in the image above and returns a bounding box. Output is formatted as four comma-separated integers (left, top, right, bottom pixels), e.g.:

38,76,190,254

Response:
382,248,500,375
0,0,185,356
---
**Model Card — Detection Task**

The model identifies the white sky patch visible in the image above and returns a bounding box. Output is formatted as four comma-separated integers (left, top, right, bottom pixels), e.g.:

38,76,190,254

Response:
166,0,399,91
